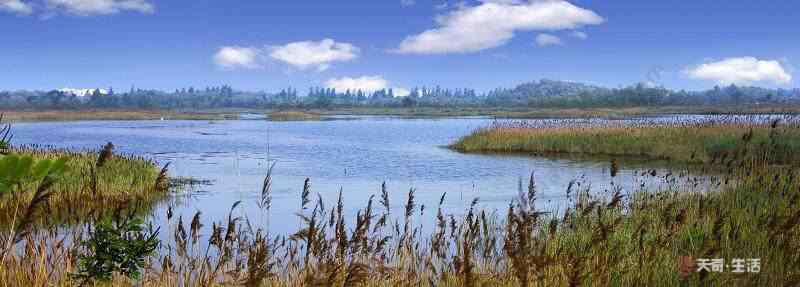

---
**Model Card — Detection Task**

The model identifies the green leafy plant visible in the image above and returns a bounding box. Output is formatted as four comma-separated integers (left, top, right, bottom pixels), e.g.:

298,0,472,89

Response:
0,154,68,195
73,217,160,284
0,153,69,260
0,113,11,151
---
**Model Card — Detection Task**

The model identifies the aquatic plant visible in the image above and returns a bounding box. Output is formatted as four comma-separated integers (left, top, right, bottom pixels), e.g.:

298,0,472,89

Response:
0,144,167,227
0,114,11,152
452,115,800,165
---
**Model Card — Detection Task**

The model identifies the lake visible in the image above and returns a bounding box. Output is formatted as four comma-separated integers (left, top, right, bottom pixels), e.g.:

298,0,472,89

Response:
13,116,711,235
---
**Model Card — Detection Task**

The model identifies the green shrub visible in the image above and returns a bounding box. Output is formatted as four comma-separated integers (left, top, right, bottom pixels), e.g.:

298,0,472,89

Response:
0,154,67,195
73,217,160,284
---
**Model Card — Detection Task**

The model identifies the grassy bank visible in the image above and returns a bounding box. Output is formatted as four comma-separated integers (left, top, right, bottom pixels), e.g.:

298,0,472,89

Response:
1,110,240,121
0,145,167,227
5,105,800,122
452,117,800,164
268,110,322,121
313,105,800,118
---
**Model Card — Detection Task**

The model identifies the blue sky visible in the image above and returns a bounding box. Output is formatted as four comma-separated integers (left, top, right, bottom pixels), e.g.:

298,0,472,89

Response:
0,0,797,93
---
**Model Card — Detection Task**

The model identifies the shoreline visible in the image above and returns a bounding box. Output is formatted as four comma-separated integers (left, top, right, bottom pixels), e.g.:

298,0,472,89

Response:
3,105,800,122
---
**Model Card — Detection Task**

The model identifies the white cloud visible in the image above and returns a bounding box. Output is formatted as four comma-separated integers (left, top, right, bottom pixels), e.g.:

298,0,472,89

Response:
535,33,562,47
478,0,523,4
213,46,262,70
686,57,792,85
394,88,411,97
0,0,33,15
269,39,359,72
325,76,387,92
570,30,588,40
324,75,409,96
46,0,153,16
395,0,603,54
400,0,415,7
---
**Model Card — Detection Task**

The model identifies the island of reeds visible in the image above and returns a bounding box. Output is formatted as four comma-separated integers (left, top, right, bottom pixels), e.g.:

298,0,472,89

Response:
2,116,800,286
268,110,322,121
452,115,800,165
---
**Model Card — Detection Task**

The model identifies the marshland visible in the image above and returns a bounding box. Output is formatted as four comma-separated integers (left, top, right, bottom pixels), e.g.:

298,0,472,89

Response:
1,113,800,286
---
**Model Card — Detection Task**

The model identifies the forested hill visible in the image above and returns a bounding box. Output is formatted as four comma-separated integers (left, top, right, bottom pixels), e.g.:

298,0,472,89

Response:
2,80,799,110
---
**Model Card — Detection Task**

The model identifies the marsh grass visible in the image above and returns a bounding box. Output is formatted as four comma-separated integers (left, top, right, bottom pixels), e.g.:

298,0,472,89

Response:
0,145,166,228
452,115,800,165
3,157,799,285
1,110,240,122
268,111,322,121
2,119,800,286
306,106,800,119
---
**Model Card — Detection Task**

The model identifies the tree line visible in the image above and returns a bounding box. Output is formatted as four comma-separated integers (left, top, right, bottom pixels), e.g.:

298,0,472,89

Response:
2,79,799,110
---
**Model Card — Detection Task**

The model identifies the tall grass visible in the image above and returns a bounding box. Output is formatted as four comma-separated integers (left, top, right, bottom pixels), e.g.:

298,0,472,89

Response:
2,133,800,286
268,111,322,121
452,115,800,164
0,145,166,227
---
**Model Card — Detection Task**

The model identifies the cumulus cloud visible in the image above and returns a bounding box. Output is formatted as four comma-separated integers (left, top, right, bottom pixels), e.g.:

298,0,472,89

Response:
686,57,792,85
324,75,409,96
393,88,411,97
535,33,562,47
46,0,153,16
0,0,33,15
570,30,588,40
213,39,359,72
394,0,603,54
213,46,262,70
269,39,359,72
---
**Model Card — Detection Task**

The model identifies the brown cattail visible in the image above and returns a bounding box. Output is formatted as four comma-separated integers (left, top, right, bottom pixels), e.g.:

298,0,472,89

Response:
610,159,619,177
154,163,170,192
96,142,114,168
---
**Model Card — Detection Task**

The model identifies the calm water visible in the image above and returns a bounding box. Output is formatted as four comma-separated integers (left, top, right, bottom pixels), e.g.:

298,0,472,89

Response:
13,116,706,235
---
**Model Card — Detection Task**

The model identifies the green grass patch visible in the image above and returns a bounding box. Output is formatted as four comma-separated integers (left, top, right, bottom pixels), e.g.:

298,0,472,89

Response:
452,121,800,164
0,147,167,227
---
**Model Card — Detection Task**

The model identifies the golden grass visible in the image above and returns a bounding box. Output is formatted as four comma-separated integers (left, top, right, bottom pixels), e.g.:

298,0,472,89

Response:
0,146,166,227
1,110,239,121
452,118,800,164
312,105,800,118
2,151,799,286
5,105,800,122
268,111,322,121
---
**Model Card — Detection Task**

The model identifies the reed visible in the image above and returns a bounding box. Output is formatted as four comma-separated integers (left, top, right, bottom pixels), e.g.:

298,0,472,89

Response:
0,144,167,227
268,111,322,121
452,115,800,164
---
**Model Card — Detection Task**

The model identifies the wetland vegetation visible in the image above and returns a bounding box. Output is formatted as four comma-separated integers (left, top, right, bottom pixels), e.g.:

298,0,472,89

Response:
452,115,800,165
268,111,322,121
1,114,800,286
0,144,168,228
